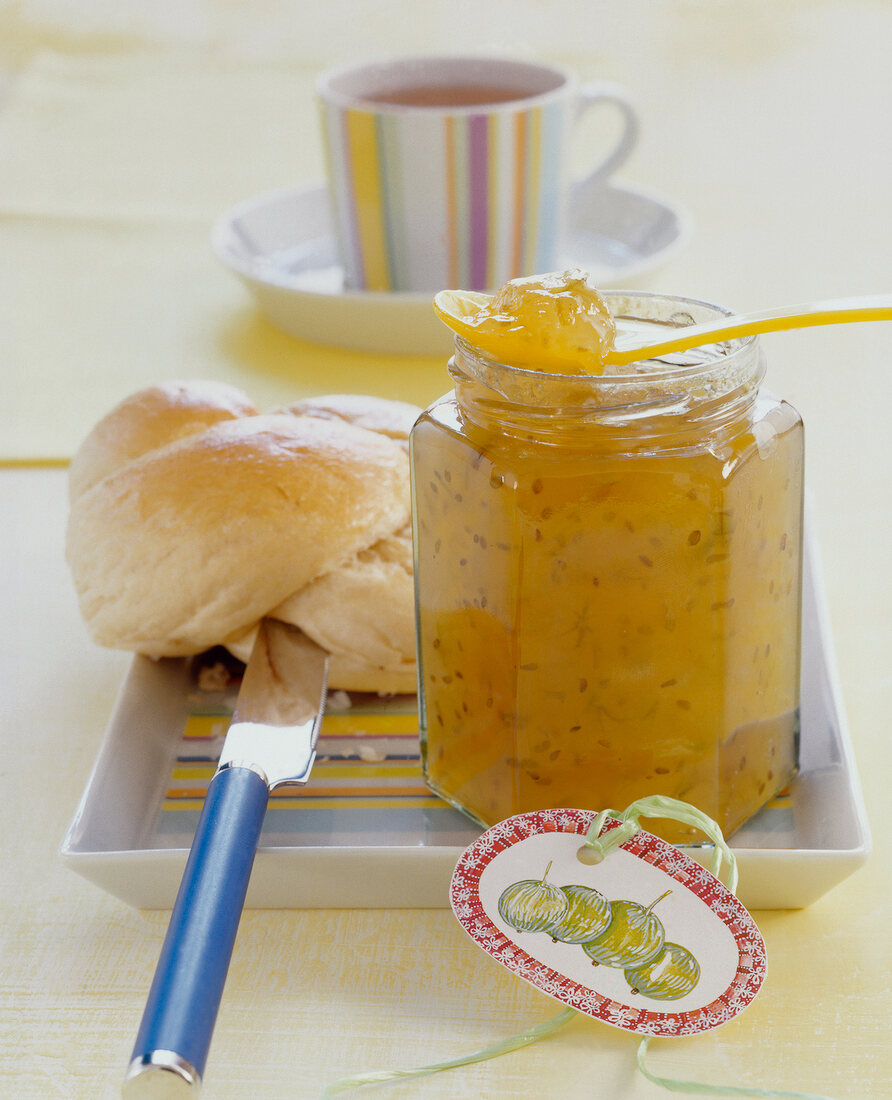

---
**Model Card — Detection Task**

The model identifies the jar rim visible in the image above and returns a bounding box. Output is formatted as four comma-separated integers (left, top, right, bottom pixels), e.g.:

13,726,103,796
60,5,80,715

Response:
450,290,765,415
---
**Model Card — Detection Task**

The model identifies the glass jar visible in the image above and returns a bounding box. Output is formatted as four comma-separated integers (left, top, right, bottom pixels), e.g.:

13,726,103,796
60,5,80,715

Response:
410,291,803,843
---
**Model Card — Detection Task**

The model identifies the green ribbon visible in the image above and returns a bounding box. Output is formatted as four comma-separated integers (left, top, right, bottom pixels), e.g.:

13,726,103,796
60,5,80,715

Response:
582,793,739,895
322,797,834,1099
636,1038,835,1099
322,1009,576,1097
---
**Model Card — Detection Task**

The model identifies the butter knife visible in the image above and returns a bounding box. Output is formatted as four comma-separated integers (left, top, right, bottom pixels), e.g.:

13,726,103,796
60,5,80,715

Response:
122,620,329,1097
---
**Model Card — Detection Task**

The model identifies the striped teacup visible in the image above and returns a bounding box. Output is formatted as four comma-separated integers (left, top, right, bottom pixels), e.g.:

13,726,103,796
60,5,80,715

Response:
317,55,638,293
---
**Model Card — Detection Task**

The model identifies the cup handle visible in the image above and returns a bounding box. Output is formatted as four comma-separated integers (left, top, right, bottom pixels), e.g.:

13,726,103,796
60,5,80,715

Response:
573,81,639,192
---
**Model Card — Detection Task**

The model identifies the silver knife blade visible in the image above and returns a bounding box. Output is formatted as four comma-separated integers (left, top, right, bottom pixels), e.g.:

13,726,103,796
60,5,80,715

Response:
217,619,329,789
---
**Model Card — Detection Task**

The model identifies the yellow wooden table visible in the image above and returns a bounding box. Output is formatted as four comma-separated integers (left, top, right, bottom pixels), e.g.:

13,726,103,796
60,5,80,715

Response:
2,3,890,1097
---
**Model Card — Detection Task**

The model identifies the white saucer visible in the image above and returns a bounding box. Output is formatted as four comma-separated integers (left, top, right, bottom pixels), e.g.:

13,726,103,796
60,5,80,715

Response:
211,182,691,357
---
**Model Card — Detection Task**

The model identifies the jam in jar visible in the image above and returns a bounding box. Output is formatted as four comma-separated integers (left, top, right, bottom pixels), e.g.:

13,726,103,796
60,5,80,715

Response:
411,283,803,842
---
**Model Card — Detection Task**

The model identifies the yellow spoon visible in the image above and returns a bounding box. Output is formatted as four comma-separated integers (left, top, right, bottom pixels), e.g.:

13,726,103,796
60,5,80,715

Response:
434,288,892,372
606,293,892,367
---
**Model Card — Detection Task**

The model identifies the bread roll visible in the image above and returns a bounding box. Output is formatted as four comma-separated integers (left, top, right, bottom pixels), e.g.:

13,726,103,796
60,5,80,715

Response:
68,380,258,501
66,382,420,693
281,392,420,447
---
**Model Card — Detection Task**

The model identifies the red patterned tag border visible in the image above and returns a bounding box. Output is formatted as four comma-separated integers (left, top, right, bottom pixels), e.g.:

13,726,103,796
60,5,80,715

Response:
450,808,766,1038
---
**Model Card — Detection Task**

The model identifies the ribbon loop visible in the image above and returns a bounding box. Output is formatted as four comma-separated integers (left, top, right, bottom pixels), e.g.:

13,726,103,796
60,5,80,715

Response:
583,795,739,894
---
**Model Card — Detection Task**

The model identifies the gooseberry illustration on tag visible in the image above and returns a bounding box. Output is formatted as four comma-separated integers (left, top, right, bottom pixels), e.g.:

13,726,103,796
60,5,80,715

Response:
451,809,766,1037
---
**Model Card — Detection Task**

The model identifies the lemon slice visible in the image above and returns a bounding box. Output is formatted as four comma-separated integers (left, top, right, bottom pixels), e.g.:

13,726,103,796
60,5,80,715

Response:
433,270,616,375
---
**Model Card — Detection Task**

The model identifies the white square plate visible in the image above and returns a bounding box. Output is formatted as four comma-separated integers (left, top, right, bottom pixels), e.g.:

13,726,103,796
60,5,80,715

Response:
61,531,870,910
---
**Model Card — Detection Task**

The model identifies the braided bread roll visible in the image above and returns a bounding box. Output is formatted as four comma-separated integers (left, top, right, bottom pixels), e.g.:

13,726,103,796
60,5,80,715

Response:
66,382,420,693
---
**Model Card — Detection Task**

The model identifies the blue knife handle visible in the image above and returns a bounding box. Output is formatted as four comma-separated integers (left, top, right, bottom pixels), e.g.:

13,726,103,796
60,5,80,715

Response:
125,764,269,1092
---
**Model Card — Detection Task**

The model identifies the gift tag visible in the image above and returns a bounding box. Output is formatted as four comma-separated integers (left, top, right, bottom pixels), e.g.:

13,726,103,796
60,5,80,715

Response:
451,808,766,1038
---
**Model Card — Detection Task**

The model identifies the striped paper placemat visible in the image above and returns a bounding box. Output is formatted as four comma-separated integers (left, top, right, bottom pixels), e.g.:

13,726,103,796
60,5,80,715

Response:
152,656,795,850
154,690,481,847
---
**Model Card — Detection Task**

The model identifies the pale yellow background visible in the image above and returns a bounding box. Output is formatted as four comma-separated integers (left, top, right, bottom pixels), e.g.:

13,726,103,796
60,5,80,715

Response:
2,2,890,1097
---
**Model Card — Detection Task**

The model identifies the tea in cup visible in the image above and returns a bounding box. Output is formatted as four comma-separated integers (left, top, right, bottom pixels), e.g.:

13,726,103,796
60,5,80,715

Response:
316,55,638,292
